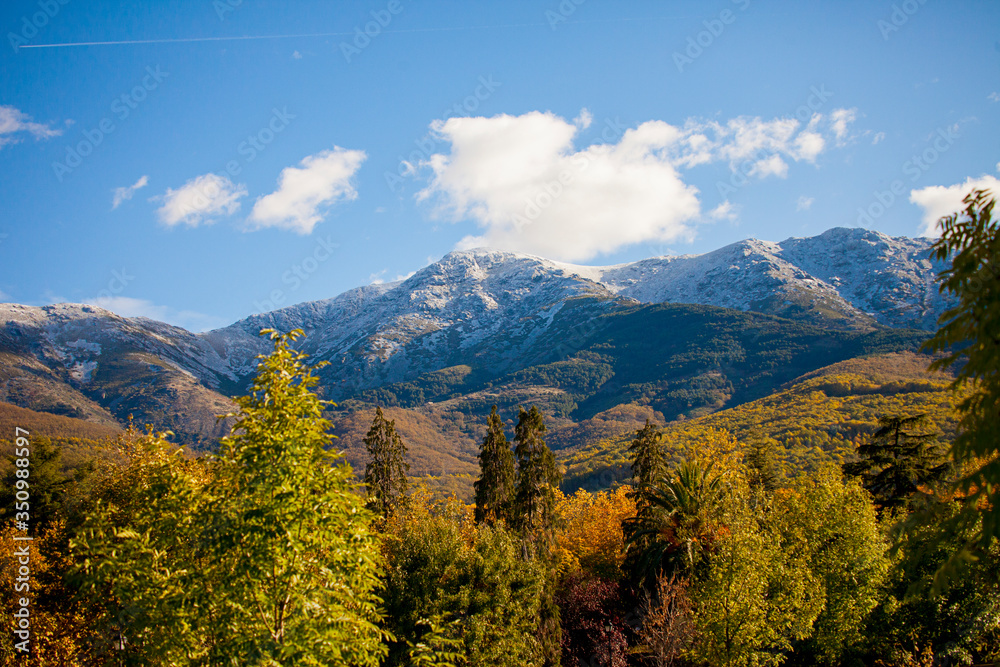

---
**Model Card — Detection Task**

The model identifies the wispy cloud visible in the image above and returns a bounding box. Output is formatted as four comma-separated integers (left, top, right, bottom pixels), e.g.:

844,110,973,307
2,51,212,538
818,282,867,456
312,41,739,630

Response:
112,175,149,209
0,105,62,149
988,92,999,103
83,295,224,332
248,147,366,234
796,195,814,211
155,173,247,227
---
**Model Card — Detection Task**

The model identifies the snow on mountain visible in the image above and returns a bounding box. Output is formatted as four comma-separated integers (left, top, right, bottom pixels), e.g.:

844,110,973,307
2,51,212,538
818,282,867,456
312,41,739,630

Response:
0,227,950,405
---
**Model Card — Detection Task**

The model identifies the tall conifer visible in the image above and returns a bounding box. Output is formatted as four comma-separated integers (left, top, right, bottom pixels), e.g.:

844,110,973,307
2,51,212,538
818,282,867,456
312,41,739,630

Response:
474,405,515,525
364,406,410,521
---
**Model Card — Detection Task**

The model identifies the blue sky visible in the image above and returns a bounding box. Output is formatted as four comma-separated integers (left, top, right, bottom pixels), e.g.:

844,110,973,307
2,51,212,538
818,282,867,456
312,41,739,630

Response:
1,0,998,331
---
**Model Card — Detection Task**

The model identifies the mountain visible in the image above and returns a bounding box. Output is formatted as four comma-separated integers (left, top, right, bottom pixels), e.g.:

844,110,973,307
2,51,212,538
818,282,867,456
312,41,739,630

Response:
0,227,949,480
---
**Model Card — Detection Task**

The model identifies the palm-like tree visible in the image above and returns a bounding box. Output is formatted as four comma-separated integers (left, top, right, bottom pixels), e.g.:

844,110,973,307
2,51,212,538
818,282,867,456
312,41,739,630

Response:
625,459,726,587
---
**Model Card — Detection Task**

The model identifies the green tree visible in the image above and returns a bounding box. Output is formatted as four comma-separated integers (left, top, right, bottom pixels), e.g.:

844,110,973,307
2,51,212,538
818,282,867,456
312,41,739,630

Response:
624,459,726,588
363,406,410,522
629,418,668,506
923,188,1000,558
511,405,562,667
473,405,515,526
381,497,545,667
512,405,561,553
72,329,390,666
842,414,948,511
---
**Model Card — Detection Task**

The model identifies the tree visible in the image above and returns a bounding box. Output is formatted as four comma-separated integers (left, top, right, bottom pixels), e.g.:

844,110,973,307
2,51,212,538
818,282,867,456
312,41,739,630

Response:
636,574,697,667
474,405,515,526
512,405,561,553
72,329,390,666
364,406,410,522
511,405,563,667
381,494,545,667
923,188,1000,557
629,418,668,507
842,414,949,511
745,436,780,495
624,459,726,587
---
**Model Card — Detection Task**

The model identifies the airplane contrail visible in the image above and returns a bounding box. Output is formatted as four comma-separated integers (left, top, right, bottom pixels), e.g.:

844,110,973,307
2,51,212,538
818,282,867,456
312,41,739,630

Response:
18,17,691,49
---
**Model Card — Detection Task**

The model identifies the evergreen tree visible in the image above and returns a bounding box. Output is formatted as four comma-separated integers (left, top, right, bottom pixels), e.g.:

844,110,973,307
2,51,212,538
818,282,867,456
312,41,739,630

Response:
512,405,561,552
842,414,948,511
628,418,668,508
511,405,563,667
364,406,410,522
474,405,515,526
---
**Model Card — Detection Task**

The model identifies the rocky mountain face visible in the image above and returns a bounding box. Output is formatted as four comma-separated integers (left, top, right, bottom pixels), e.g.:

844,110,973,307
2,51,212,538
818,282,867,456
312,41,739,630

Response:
0,227,948,447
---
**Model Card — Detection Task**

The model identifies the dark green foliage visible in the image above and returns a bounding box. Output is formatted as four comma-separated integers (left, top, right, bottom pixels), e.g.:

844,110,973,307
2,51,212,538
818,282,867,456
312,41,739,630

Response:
863,499,1000,664
512,405,561,553
624,460,725,587
381,504,545,667
923,189,1000,555
628,418,668,502
842,414,949,511
473,405,515,526
364,406,411,521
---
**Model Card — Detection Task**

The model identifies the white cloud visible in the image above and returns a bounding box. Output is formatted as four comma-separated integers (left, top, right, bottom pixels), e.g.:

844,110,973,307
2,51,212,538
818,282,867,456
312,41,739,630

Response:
830,108,856,145
417,109,857,261
292,50,303,59
988,92,1000,103
248,147,366,234
0,105,62,149
83,295,223,332
419,111,700,261
112,175,149,209
709,200,738,221
155,173,247,227
749,154,789,179
910,173,1000,237
796,195,815,211
871,131,886,145
573,108,593,129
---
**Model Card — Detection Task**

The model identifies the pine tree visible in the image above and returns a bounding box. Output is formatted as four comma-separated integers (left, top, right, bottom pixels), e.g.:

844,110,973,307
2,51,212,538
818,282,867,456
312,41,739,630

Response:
512,405,561,551
628,418,668,510
364,406,411,522
511,405,563,667
474,405,515,526
842,414,949,511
